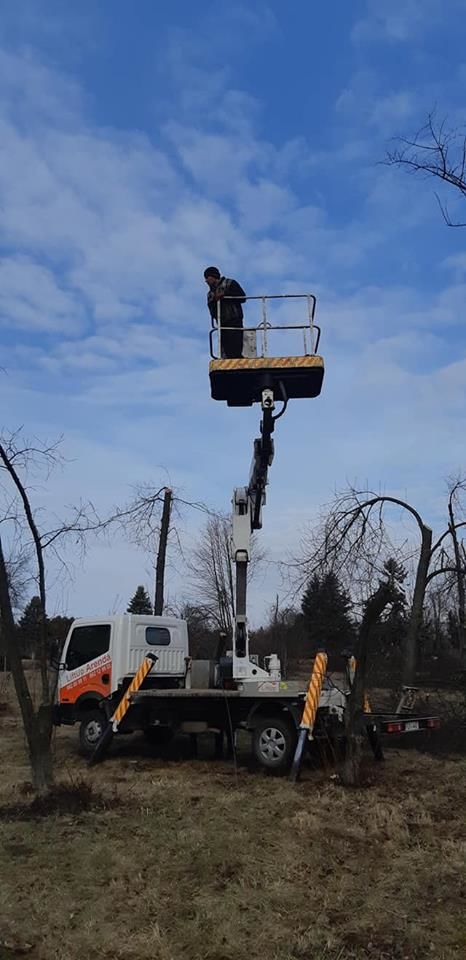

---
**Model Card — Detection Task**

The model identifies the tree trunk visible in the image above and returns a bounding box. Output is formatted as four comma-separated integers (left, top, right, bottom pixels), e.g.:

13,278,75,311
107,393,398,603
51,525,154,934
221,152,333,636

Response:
0,537,35,730
341,585,394,787
431,594,442,656
341,731,363,787
154,488,172,615
448,499,466,663
27,703,54,794
215,631,227,661
403,524,432,685
0,535,54,793
0,442,49,703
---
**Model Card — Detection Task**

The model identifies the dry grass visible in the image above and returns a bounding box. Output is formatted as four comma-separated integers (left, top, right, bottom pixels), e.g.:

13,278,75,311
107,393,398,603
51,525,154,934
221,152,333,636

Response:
0,684,465,960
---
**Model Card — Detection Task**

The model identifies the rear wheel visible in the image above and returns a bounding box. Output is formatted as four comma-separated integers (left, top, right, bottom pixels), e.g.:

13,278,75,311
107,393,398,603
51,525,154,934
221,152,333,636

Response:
252,715,297,773
79,711,106,757
143,726,174,746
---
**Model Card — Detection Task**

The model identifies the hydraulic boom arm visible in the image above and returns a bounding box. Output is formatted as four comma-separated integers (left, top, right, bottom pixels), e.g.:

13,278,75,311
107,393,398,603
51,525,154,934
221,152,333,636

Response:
230,384,287,682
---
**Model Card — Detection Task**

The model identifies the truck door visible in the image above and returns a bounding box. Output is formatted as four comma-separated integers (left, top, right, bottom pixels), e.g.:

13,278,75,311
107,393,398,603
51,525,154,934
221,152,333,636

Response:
58,624,112,707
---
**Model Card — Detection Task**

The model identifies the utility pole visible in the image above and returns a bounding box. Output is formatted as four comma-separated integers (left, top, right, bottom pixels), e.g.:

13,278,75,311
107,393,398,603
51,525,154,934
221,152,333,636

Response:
154,488,172,615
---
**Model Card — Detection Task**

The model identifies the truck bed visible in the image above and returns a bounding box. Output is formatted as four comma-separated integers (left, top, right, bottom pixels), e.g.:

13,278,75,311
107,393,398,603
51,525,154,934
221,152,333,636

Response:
131,689,440,739
133,688,242,699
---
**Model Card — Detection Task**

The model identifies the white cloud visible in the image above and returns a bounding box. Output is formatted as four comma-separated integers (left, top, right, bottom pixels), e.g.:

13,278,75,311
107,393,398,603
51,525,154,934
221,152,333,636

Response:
165,122,266,195
351,0,461,44
0,48,84,127
370,91,417,132
236,180,296,233
336,71,419,139
0,32,465,627
0,256,84,334
442,252,466,277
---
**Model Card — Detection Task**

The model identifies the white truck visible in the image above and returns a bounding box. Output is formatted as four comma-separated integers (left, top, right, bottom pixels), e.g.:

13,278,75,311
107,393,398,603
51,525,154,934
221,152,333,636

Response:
54,612,440,772
54,612,348,771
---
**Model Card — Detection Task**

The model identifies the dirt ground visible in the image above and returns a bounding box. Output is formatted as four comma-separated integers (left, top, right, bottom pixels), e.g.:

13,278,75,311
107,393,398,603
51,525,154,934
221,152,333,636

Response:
0,678,465,960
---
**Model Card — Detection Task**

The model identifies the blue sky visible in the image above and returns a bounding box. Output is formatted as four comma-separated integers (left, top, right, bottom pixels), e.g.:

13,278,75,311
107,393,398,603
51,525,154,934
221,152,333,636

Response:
1,0,466,621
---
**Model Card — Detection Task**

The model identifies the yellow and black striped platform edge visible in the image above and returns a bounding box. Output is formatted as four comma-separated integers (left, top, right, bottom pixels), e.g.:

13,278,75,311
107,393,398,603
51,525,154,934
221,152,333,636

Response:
209,355,324,372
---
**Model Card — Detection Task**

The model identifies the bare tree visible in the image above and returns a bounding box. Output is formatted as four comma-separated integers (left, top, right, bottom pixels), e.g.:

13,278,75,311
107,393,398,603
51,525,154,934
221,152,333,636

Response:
385,111,466,226
4,550,29,610
188,515,236,636
426,585,448,657
297,489,431,684
0,550,29,669
188,513,265,641
250,595,299,676
0,430,104,793
267,595,290,677
446,478,466,659
297,486,466,684
100,483,167,609
103,483,206,614
154,488,172,615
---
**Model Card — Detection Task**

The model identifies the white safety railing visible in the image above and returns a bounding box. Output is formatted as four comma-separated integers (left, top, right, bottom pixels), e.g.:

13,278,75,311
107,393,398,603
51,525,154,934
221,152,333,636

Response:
209,293,320,360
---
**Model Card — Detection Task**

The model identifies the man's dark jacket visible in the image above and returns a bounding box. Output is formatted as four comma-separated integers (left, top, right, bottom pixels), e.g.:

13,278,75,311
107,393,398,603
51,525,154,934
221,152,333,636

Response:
207,276,246,359
207,277,246,328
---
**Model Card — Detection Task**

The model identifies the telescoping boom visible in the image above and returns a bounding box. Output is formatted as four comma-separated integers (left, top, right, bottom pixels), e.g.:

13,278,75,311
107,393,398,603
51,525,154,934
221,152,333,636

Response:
209,292,324,684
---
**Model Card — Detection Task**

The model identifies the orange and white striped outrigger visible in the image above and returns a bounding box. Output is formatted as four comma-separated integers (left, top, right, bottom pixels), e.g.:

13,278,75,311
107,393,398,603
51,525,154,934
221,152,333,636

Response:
300,651,328,736
89,651,158,765
290,651,328,782
110,652,158,732
346,655,372,712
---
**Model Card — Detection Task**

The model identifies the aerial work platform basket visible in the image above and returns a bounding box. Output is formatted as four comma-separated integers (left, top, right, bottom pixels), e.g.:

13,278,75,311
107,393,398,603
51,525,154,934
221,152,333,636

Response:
209,294,324,406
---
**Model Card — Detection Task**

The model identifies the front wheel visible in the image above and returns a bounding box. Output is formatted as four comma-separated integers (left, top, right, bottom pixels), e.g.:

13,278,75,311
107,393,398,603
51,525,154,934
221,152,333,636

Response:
79,710,106,757
252,715,297,774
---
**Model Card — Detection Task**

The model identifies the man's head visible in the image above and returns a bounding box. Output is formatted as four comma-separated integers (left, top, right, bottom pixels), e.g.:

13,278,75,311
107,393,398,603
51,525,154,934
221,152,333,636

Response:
204,266,221,289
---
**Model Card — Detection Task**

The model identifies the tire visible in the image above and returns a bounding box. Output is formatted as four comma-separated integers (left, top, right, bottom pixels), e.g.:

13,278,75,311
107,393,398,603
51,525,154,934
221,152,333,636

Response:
252,714,297,773
79,710,106,757
143,726,174,746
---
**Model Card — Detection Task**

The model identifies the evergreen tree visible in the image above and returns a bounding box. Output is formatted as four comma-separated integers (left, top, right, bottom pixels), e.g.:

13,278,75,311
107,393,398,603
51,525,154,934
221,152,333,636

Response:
377,558,409,651
301,572,355,655
250,601,303,670
127,586,153,615
19,596,45,657
48,615,74,661
17,600,73,661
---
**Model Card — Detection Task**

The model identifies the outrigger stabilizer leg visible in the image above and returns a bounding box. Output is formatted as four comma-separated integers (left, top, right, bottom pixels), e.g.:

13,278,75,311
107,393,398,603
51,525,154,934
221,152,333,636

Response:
89,652,158,765
290,651,328,783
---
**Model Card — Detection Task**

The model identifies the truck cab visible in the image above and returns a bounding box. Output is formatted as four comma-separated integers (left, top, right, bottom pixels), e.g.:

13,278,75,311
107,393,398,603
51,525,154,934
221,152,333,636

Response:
57,614,189,727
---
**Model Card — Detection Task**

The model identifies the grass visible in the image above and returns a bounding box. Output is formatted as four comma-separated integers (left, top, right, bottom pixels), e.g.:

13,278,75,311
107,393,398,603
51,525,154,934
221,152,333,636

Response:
0,682,465,960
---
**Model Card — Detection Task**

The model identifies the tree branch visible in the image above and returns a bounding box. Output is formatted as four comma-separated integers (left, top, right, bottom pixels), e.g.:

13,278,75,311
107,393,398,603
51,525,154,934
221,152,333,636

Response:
385,111,466,227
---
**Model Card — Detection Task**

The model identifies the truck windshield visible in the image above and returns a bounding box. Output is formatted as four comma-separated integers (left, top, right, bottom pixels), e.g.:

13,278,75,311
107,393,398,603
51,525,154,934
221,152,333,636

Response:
65,624,111,670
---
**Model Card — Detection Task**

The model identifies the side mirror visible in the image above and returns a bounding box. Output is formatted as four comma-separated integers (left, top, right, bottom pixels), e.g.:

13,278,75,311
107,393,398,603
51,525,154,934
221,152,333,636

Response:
65,649,80,671
52,655,68,671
